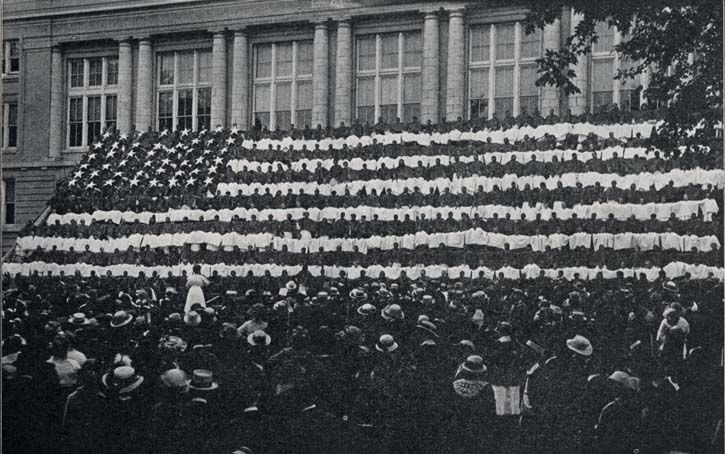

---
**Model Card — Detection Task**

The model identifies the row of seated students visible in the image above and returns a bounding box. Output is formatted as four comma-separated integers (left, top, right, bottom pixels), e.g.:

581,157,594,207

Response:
28,210,723,239
17,241,722,269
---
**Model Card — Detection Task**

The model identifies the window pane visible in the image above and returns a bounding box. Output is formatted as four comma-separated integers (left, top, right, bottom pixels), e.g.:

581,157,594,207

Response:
402,74,421,123
356,77,375,107
254,84,271,128
357,36,376,71
593,22,615,54
275,83,292,128
256,44,273,78
520,28,542,59
403,32,421,67
178,52,194,84
297,41,313,75
495,24,516,60
7,103,17,147
296,81,312,127
88,59,103,86
4,178,15,225
470,68,489,100
380,76,398,123
159,53,174,85
198,51,211,84
177,89,193,130
106,57,118,85
8,42,19,73
470,26,491,62
519,65,539,114
87,97,102,144
592,59,614,111
276,43,293,78
197,87,211,130
494,66,514,115
105,95,117,127
69,97,84,147
70,60,84,88
381,34,399,69
158,92,174,130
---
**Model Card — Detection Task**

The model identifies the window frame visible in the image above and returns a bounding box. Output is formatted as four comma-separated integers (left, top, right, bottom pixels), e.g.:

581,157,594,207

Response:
66,56,119,149
156,49,213,132
590,23,642,112
354,31,422,125
2,102,18,150
3,41,20,76
252,40,314,131
2,177,16,226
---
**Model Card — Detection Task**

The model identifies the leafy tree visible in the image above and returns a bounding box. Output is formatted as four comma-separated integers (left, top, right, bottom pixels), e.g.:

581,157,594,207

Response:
523,1,722,148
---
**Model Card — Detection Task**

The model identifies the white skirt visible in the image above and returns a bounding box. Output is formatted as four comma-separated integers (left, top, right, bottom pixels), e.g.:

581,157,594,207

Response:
184,285,206,313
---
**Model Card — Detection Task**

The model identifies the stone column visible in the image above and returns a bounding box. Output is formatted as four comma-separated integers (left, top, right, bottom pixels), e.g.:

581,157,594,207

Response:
116,39,134,134
568,10,588,114
541,18,561,115
231,30,249,129
48,45,64,158
135,38,154,131
445,8,465,121
334,19,353,127
211,31,228,128
421,11,440,124
311,22,330,128
512,22,522,116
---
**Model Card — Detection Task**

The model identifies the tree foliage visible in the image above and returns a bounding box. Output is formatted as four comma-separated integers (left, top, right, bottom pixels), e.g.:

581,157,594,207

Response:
523,0,723,148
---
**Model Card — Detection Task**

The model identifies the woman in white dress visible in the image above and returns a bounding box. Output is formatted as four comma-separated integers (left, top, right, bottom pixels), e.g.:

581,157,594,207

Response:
184,264,209,313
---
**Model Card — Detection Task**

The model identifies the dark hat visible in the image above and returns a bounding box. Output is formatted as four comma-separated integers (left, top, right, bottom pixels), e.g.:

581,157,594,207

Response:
461,355,487,374
381,304,404,321
375,334,398,353
159,335,188,354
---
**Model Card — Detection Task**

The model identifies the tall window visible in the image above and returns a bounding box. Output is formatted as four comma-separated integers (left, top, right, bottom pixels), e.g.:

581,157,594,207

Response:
156,50,212,131
619,56,642,111
355,31,422,124
66,57,118,148
2,103,18,149
2,178,15,225
3,41,19,76
253,41,313,131
591,22,615,112
469,23,542,119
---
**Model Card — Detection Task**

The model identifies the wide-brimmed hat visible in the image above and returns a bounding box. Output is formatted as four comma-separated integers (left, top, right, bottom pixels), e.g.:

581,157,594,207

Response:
566,334,593,356
285,281,297,291
184,311,202,327
375,334,398,353
159,335,188,353
247,330,271,346
415,320,439,338
187,369,219,391
356,303,376,316
110,311,133,328
102,366,144,395
160,368,188,390
461,355,487,374
381,304,404,321
350,288,368,300
376,288,393,300
421,295,434,305
662,280,679,293
68,312,91,326
317,291,329,299
608,370,640,391
328,287,339,296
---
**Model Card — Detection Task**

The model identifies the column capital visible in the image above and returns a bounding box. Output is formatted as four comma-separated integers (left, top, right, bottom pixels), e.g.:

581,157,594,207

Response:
137,37,153,45
233,28,249,38
313,21,330,30
335,17,353,27
447,7,465,19
422,10,440,20
210,28,228,37
50,44,63,53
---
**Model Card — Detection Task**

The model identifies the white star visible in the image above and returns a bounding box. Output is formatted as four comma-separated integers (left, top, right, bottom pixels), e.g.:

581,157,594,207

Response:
73,171,83,179
153,143,163,150
225,137,235,145
131,142,140,149
160,129,169,137
135,170,145,177
103,179,114,187
191,138,200,145
169,162,178,169
111,141,120,150
204,177,214,185
207,167,217,175
80,164,89,170
195,156,204,165
106,149,116,159
185,177,197,187
118,159,128,167
203,149,213,156
90,170,100,178
206,139,214,146
102,131,111,139
102,163,111,170
68,179,77,187
220,147,228,154
215,125,223,133
175,170,185,177
126,150,135,159
213,157,224,165
93,142,103,149
230,127,239,136
146,150,156,158
113,172,123,178
180,128,190,137
156,167,166,175
180,160,189,168
149,178,159,187
190,168,200,175
129,177,140,187
86,181,97,189
161,158,170,166
143,160,153,168
168,177,178,187
88,154,97,161
199,128,208,135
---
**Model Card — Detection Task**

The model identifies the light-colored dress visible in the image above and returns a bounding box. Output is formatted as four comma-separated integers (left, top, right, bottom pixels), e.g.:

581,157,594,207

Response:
185,273,210,313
